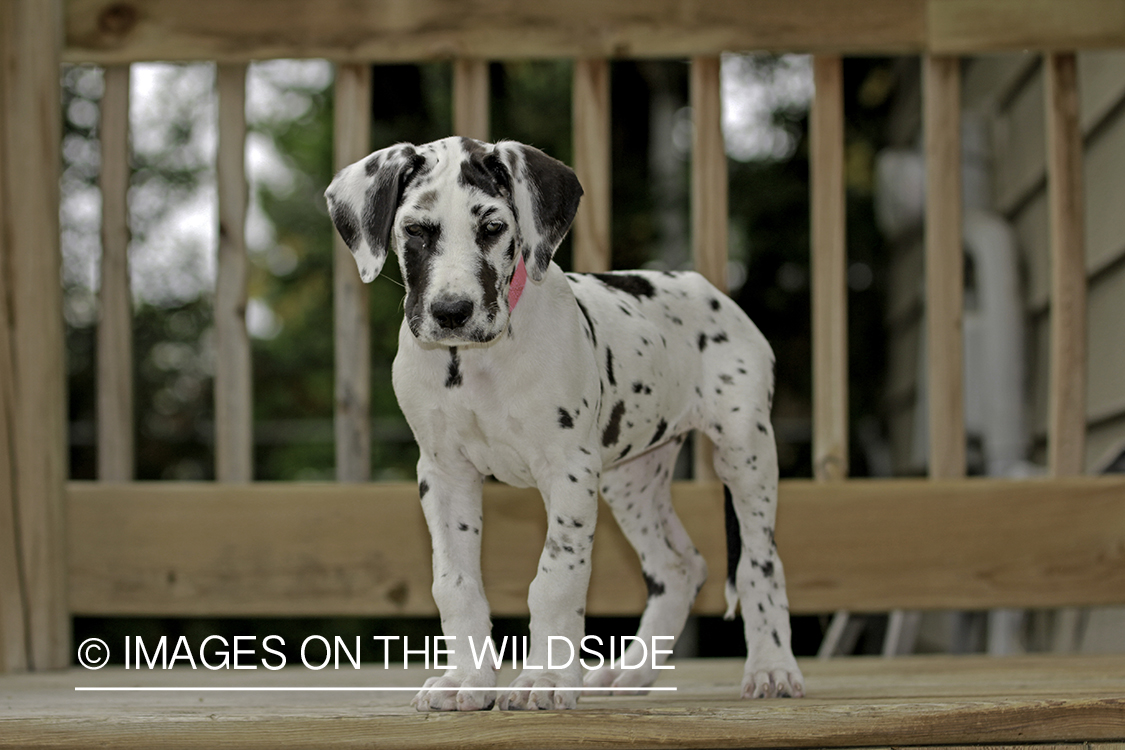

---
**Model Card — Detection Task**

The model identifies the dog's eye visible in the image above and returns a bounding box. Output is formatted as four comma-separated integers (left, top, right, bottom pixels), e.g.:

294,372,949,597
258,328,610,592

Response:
483,220,506,236
404,223,425,237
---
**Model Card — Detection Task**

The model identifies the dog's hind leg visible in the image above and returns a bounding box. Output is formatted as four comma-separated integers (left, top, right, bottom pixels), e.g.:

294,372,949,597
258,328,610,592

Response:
584,436,708,693
707,409,804,699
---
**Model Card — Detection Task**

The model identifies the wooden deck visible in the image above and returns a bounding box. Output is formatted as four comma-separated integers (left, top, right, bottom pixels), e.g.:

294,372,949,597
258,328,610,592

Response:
2,655,1123,749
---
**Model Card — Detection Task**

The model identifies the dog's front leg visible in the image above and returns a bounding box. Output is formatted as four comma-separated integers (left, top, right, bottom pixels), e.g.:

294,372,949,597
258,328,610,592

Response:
411,461,497,712
498,471,599,710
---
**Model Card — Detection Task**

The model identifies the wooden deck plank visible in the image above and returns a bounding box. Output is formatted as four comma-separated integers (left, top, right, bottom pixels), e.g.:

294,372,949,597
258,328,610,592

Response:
66,478,1125,617
2,656,1123,748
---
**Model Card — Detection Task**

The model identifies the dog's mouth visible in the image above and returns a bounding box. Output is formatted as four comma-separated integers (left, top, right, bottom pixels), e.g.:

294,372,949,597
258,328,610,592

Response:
408,317,506,347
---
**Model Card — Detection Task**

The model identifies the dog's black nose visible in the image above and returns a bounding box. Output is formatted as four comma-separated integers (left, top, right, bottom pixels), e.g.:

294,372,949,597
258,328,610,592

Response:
431,298,474,329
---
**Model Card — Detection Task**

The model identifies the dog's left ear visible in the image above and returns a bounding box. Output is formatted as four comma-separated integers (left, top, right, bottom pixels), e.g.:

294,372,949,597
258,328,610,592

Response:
491,142,583,282
325,143,422,283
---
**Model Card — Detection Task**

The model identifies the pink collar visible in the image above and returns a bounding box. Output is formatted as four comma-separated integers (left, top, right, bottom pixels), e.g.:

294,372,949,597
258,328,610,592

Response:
508,254,528,312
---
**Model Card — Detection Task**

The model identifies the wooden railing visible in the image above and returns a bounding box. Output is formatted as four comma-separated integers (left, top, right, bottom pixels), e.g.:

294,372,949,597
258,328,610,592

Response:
1,0,1123,673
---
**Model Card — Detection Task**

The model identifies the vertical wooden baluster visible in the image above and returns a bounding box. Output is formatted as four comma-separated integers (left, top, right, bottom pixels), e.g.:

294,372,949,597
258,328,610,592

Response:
810,54,849,484
573,58,611,274
334,64,372,483
0,133,24,673
924,55,965,481
691,57,729,293
690,56,727,482
215,64,253,482
1045,53,1087,480
0,0,67,670
893,53,963,658
1045,51,1087,652
453,59,490,142
98,65,134,482
810,54,853,658
0,0,27,671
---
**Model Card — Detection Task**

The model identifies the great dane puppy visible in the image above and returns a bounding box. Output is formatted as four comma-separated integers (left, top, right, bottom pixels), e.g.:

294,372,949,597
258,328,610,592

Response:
326,136,803,711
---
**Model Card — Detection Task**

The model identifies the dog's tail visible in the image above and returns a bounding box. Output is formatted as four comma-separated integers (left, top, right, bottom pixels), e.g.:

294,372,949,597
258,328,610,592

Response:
722,485,740,620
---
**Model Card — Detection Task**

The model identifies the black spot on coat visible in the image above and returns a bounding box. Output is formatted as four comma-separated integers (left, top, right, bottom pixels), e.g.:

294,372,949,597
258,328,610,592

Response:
558,407,575,429
643,571,666,598
589,273,656,299
602,401,626,447
724,485,740,587
445,347,462,388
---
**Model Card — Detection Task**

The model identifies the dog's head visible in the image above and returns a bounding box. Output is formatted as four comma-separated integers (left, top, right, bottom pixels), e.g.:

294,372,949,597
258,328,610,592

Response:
325,137,582,345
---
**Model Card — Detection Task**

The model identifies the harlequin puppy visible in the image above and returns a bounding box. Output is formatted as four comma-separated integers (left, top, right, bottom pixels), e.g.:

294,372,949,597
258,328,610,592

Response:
326,137,803,711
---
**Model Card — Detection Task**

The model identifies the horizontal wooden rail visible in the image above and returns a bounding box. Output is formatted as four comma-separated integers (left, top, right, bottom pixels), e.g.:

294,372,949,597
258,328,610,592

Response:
63,0,1125,64
67,477,1125,617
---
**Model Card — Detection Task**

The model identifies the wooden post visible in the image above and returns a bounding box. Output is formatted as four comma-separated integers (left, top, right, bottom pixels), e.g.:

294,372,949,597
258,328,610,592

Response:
572,59,611,274
0,256,27,673
1044,53,1087,479
690,57,729,293
883,54,964,658
810,54,852,659
334,64,372,483
923,55,965,481
810,55,848,483
215,64,253,483
453,59,490,142
690,56,727,482
0,0,68,670
97,65,134,482
0,33,29,670
1044,52,1088,653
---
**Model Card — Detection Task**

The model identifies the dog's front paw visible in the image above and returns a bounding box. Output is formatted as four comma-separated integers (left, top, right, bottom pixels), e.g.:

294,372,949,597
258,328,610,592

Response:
741,659,804,699
411,670,496,712
582,664,656,695
497,670,581,710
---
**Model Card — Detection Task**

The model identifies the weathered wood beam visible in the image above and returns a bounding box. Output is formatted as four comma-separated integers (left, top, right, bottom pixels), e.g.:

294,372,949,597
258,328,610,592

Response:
0,0,69,671
67,478,1125,617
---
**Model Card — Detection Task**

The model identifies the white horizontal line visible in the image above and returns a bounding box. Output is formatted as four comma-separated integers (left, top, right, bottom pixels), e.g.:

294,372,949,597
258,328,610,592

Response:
74,686,678,692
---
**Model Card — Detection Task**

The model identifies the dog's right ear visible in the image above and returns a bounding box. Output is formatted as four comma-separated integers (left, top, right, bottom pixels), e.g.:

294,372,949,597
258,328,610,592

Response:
325,143,422,283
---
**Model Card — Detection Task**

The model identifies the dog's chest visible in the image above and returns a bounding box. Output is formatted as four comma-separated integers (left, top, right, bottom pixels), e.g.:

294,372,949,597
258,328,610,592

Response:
394,346,549,488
